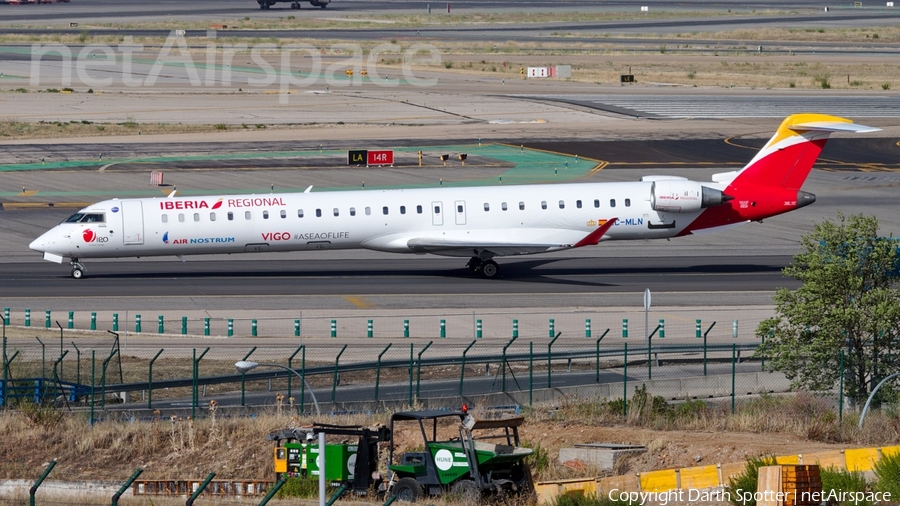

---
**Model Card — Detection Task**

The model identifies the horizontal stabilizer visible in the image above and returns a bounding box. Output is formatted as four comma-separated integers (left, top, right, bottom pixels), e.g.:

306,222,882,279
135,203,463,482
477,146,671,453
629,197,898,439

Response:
789,121,881,134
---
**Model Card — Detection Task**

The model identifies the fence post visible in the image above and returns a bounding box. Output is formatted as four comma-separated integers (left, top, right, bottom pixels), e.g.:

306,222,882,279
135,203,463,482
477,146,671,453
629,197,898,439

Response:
459,340,476,396
68,311,74,329
228,319,233,337
731,343,736,414
45,310,51,329
112,313,118,332
258,477,287,506
416,341,433,399
182,317,188,335
111,468,143,506
158,315,164,334
440,319,446,338
252,319,258,337
404,319,410,338
703,322,717,376
622,318,627,338
368,320,373,338
331,345,348,403
205,318,210,336
99,344,119,409
185,473,216,506
529,342,533,405
585,319,591,338
287,345,303,402
502,334,519,392
476,319,482,338
408,343,414,407
90,351,95,425
647,324,661,380
595,329,610,383
90,312,97,331
29,459,56,506
623,343,628,416
135,314,141,333
147,349,163,410
71,342,81,386
192,347,210,419
240,346,258,406
25,308,31,327
375,343,392,401
547,332,560,388
331,319,337,338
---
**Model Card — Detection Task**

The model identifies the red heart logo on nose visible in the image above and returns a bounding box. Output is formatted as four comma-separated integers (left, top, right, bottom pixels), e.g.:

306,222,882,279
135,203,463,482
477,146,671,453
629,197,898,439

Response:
83,229,95,242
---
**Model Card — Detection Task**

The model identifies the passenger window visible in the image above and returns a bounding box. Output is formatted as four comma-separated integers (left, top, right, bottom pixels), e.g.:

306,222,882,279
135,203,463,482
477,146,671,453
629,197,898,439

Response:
366,207,371,216
161,214,168,224
350,207,356,217
178,213,185,223
434,206,440,214
458,205,463,213
576,200,582,209
316,209,322,217
280,210,286,218
334,208,339,217
245,211,251,220
383,206,389,215
417,205,423,214
484,203,490,211
263,211,269,219
502,202,508,211
519,202,525,211
541,201,547,210
625,198,631,207
228,212,234,221
610,199,616,208
210,213,216,222
298,209,304,218
400,206,406,215
594,199,600,208
194,213,200,222
559,200,565,209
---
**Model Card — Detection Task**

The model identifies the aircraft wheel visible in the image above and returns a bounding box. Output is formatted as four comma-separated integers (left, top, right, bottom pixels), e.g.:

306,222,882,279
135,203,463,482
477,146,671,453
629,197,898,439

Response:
393,477,424,502
71,267,84,279
481,260,499,279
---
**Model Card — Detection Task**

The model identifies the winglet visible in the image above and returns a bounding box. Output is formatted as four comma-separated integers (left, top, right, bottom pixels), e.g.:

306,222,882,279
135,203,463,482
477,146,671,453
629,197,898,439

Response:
574,218,617,248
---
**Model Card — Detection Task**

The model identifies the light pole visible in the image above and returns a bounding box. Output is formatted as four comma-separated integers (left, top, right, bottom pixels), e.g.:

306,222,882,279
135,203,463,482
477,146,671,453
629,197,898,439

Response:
234,361,320,416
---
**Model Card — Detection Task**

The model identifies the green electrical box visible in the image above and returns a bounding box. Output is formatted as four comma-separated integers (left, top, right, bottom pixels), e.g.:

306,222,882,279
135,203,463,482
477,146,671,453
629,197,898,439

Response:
306,443,359,482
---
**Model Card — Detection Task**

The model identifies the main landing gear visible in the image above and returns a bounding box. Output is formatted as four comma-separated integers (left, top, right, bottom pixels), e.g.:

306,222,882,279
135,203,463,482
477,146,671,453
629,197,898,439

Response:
70,259,85,279
467,257,499,279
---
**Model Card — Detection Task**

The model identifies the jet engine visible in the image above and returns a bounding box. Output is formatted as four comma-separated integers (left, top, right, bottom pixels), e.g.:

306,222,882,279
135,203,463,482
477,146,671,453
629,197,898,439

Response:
650,180,731,213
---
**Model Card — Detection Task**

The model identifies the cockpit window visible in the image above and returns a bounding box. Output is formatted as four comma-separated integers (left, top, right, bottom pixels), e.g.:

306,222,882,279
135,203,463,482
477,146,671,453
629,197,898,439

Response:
64,213,105,223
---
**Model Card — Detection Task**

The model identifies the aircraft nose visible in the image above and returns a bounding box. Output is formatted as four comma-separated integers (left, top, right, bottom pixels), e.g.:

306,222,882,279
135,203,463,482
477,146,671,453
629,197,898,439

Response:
29,235,46,252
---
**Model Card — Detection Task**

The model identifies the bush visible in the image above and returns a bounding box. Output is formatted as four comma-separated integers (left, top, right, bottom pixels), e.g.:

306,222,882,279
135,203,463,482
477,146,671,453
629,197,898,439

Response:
18,402,65,429
821,466,870,506
874,451,900,498
214,123,228,130
882,83,891,90
522,440,550,474
726,455,777,506
278,475,335,498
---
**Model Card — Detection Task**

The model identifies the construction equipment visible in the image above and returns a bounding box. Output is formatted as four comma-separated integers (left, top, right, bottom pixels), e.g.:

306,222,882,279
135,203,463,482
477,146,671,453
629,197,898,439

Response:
387,409,534,503
268,422,391,495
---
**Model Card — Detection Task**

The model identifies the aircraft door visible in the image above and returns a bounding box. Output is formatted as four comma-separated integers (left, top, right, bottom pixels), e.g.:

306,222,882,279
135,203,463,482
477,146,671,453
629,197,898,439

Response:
121,200,145,245
431,201,443,226
454,200,466,225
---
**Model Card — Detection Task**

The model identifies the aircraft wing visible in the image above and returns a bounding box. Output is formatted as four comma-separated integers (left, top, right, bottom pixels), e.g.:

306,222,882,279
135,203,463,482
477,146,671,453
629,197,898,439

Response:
405,218,617,257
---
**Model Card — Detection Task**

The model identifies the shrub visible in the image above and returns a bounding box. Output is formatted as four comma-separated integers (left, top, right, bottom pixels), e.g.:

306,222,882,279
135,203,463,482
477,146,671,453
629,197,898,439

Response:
214,123,228,130
277,475,334,498
882,83,891,90
18,402,65,429
874,451,900,498
726,455,778,506
821,467,870,506
522,440,550,474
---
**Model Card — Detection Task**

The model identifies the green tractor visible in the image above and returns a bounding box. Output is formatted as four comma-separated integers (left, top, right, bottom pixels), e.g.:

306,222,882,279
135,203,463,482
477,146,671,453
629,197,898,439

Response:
387,409,535,503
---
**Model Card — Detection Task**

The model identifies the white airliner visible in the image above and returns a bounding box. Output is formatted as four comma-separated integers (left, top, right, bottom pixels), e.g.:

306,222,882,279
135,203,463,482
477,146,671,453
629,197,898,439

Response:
29,113,878,279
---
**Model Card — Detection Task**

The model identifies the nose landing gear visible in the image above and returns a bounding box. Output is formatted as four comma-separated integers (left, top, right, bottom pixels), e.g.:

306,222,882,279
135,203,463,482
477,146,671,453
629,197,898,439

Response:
70,259,85,279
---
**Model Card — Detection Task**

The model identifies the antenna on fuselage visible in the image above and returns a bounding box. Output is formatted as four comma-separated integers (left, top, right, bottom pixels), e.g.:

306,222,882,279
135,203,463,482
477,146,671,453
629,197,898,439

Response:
304,185,313,193
167,190,177,198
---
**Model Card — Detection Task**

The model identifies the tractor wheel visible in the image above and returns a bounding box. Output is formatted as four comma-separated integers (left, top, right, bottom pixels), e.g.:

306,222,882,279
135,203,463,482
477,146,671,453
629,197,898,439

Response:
450,479,481,502
393,477,424,503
